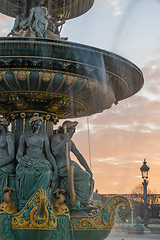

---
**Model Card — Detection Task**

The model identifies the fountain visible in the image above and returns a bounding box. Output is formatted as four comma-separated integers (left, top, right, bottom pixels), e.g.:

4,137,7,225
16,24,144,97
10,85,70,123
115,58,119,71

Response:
0,0,144,240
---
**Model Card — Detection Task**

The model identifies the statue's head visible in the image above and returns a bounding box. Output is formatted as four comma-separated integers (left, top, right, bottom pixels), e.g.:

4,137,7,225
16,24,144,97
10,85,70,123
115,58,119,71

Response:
62,120,78,137
55,120,78,137
62,121,78,129
0,117,10,132
29,116,43,132
37,0,46,6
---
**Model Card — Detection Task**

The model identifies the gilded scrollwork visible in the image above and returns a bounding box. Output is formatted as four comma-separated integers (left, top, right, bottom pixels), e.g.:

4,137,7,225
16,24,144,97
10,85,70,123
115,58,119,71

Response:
9,95,28,110
12,189,58,230
71,196,131,231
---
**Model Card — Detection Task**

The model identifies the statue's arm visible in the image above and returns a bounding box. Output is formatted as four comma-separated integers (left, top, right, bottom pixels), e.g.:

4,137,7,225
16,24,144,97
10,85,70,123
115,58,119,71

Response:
51,134,69,156
27,8,34,26
16,134,25,162
71,141,93,178
44,135,57,176
11,15,20,31
0,133,15,168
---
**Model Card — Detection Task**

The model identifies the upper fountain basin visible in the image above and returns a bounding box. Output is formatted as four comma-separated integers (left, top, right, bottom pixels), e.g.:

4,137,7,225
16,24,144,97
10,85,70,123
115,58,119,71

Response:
0,0,95,20
0,38,144,119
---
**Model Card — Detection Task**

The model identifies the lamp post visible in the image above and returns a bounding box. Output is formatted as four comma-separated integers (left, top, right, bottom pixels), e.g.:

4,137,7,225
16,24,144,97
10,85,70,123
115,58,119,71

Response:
140,159,150,228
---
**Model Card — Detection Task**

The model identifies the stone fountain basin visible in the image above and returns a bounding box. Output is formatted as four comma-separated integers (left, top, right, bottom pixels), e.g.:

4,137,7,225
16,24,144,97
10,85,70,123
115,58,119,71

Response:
0,38,144,118
0,0,95,20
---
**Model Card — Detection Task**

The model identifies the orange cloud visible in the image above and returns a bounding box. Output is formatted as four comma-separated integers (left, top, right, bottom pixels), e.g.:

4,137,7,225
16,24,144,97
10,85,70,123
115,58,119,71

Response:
59,59,160,194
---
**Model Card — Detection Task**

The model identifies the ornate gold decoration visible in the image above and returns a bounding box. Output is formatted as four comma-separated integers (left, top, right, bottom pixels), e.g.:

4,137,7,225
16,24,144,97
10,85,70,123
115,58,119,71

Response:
12,189,58,230
0,89,89,118
46,73,55,92
17,71,26,81
45,99,69,113
1,71,14,90
0,104,11,114
45,114,51,121
0,187,17,214
65,75,75,85
42,72,51,82
45,95,88,118
44,115,51,133
9,95,28,110
20,112,26,133
0,117,10,126
85,81,96,90
26,71,31,91
9,110,58,121
33,112,40,117
71,196,131,231
13,71,22,90
93,201,103,210
44,119,47,134
10,114,16,120
20,112,26,119
52,189,69,216
0,201,17,214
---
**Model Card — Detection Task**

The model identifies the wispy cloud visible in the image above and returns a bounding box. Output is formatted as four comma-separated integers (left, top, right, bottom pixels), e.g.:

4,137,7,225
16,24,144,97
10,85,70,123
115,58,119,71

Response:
105,0,124,16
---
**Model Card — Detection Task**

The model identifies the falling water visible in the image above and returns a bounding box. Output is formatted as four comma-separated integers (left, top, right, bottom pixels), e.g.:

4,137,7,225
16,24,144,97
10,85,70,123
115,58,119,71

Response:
111,0,145,51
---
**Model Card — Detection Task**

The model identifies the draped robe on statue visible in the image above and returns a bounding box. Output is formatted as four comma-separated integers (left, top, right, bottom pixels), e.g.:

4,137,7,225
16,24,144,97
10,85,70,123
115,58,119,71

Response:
16,133,54,207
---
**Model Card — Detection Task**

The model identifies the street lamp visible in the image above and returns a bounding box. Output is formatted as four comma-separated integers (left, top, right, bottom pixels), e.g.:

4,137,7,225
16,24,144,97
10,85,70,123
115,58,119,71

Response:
140,159,150,228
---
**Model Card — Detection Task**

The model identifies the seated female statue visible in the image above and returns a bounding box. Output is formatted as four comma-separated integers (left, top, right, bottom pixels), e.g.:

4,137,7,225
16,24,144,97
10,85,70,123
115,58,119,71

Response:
16,116,57,208
51,121,94,208
0,117,15,203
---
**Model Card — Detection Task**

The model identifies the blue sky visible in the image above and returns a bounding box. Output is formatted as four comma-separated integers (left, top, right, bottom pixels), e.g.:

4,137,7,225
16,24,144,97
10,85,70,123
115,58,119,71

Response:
62,0,160,67
1,0,160,193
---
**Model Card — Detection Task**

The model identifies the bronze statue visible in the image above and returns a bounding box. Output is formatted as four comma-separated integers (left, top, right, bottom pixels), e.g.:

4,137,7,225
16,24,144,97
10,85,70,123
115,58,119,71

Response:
0,117,15,204
8,0,68,40
16,116,57,208
52,189,69,216
27,0,50,38
8,11,28,37
51,120,94,208
48,18,68,40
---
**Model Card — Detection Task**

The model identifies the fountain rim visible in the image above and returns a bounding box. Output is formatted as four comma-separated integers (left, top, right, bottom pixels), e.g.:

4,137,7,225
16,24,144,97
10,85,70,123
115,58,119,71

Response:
0,37,143,77
0,37,144,118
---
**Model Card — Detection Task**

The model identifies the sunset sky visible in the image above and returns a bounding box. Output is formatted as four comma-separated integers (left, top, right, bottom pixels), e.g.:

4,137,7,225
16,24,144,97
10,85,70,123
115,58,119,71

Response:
0,0,160,194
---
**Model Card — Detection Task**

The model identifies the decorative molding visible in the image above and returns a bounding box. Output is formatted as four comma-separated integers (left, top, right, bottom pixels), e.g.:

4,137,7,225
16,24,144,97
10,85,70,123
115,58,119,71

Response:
71,196,131,231
12,189,58,230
